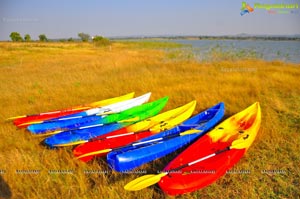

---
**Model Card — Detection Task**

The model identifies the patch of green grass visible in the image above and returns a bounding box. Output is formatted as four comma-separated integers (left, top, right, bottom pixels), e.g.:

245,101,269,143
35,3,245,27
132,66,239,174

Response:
202,44,263,61
117,39,185,49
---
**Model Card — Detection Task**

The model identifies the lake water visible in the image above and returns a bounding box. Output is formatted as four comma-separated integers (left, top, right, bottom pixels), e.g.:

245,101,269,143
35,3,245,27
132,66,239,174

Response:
172,39,300,63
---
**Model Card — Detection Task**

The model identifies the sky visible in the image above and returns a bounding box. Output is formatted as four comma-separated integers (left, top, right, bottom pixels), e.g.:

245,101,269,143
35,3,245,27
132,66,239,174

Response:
0,0,300,40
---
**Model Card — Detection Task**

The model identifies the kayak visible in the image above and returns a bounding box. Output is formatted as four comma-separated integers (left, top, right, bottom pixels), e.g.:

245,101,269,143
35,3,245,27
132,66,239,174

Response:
124,102,261,195
158,102,261,195
27,93,151,134
107,102,225,172
43,96,169,147
73,100,196,162
12,92,135,127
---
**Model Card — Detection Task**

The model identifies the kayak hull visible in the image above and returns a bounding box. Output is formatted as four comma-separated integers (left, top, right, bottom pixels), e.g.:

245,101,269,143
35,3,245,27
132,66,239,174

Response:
44,123,129,148
15,109,85,128
74,130,153,162
28,115,106,134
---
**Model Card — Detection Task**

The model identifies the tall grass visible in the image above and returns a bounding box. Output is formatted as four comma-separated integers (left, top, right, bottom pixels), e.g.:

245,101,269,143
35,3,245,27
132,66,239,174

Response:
0,41,299,199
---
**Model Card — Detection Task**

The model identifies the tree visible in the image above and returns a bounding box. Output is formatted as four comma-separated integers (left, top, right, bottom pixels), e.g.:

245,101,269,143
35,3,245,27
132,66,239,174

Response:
10,32,23,42
39,34,48,42
24,34,31,42
92,35,110,46
78,32,90,42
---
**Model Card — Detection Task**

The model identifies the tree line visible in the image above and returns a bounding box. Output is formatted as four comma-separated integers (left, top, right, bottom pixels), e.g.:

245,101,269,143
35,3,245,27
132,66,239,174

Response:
9,32,110,45
10,32,48,42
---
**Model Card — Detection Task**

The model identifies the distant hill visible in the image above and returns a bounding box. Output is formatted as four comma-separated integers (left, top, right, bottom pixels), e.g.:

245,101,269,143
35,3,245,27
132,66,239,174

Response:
6,34,299,42
108,34,300,41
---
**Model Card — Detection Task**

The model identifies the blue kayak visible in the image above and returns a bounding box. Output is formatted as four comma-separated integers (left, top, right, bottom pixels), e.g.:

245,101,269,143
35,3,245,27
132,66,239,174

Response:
44,122,130,148
28,115,106,134
107,102,225,172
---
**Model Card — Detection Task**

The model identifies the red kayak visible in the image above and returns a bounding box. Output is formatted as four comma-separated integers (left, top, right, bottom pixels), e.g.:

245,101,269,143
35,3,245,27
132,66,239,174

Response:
13,109,85,128
73,129,153,162
158,134,245,195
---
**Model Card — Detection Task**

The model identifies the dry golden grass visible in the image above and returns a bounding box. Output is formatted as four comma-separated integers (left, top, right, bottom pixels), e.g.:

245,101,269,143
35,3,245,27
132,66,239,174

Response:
0,41,299,199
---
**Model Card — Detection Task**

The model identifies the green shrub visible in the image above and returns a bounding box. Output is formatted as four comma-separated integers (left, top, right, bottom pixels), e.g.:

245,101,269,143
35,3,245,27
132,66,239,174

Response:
92,35,110,46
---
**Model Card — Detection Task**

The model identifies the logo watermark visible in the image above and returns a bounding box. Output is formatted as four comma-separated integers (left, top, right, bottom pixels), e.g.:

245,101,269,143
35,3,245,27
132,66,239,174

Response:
241,2,254,16
48,170,74,174
226,169,251,174
240,1,299,15
83,170,111,174
15,170,41,174
261,169,286,174
2,17,39,23
220,67,257,73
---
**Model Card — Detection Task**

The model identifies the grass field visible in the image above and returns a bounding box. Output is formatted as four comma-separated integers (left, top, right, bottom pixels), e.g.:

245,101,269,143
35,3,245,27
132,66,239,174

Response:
0,41,299,199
